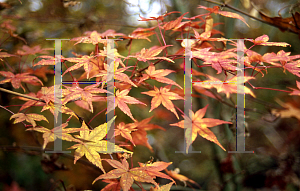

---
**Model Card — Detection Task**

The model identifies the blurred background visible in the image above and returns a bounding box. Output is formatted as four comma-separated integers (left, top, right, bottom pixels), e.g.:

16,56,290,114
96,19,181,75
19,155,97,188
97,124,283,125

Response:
0,0,300,190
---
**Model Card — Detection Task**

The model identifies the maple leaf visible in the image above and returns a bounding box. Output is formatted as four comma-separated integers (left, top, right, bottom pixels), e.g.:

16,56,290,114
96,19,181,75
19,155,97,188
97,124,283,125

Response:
283,60,300,77
164,168,199,187
125,27,157,42
62,55,96,79
93,158,159,191
271,99,300,121
33,55,66,66
246,34,290,47
244,50,280,67
130,116,165,152
115,122,137,146
138,11,181,21
62,83,108,113
0,49,17,61
193,75,256,98
138,63,182,89
170,105,232,152
27,122,82,149
138,161,175,183
108,89,146,121
26,66,53,81
162,12,189,30
192,48,237,74
41,100,78,121
128,45,174,63
259,11,300,34
16,92,44,111
0,71,43,92
10,113,48,127
16,45,51,56
91,60,137,87
68,118,132,173
197,5,249,27
150,182,174,191
71,30,125,45
101,179,121,191
142,85,184,119
289,81,300,96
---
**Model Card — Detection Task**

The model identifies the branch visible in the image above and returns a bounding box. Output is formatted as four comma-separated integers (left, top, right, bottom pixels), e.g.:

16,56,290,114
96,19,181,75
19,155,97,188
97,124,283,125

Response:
202,0,299,35
0,87,45,103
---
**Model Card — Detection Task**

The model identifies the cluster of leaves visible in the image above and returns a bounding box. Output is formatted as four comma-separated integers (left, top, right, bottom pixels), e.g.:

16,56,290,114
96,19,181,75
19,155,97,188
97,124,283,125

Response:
1,3,300,190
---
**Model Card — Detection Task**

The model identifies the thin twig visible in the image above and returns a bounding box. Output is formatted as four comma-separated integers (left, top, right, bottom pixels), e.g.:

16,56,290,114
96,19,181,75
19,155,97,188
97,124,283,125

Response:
0,87,45,103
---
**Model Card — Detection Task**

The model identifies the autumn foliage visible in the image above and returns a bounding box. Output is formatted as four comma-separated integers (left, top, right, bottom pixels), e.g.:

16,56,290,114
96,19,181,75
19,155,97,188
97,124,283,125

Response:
1,2,300,190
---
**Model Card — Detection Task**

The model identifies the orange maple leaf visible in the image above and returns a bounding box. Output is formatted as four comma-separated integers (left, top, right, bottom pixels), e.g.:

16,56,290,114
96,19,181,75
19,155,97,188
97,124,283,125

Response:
62,83,108,113
16,45,51,56
192,48,237,74
130,116,165,152
138,63,182,89
68,118,132,173
246,34,290,47
138,11,181,21
26,122,82,149
62,55,96,79
0,71,43,92
26,66,53,82
91,60,137,87
125,27,156,42
128,45,174,63
33,55,66,66
197,5,249,27
170,105,232,152
100,179,121,191
283,60,300,77
93,158,159,191
0,49,17,61
10,113,48,127
165,168,199,187
138,161,175,183
162,12,189,30
115,122,138,146
108,89,146,121
142,85,183,119
193,75,255,98
71,30,125,45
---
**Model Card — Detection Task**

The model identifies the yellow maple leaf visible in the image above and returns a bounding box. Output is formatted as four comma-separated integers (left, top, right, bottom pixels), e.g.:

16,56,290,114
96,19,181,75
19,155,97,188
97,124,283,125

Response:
68,117,133,173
